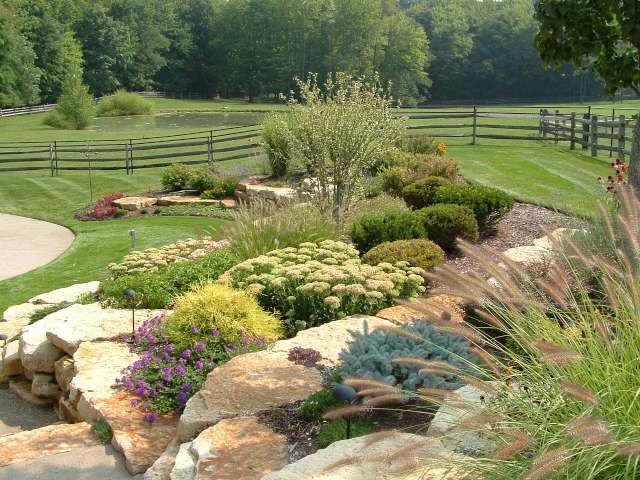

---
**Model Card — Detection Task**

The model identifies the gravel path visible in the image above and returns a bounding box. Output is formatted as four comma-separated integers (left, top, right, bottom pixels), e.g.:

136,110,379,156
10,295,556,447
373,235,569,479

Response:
0,214,74,281
444,202,586,276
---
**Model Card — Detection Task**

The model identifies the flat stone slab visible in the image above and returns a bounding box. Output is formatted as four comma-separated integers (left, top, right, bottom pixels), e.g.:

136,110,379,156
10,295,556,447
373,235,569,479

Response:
0,213,75,282
178,350,323,441
532,228,583,250
19,305,71,372
262,433,467,480
501,245,553,267
113,196,158,211
1,340,22,379
2,302,49,323
29,281,100,305
171,417,288,480
270,315,394,368
9,378,55,406
377,295,466,324
0,422,102,467
45,303,166,356
426,383,497,454
69,340,177,475
156,196,222,206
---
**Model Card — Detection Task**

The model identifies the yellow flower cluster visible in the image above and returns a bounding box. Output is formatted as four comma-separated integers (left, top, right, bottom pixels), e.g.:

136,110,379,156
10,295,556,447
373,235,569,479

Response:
222,240,426,334
436,142,447,157
107,237,229,277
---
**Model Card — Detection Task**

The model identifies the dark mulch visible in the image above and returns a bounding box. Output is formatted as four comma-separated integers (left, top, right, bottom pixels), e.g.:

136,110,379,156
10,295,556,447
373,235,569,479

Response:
444,202,587,277
256,400,437,462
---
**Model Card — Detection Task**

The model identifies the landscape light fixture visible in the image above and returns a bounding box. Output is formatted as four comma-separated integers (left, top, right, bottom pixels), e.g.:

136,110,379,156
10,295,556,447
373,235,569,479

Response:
123,288,137,335
128,229,137,250
333,383,359,439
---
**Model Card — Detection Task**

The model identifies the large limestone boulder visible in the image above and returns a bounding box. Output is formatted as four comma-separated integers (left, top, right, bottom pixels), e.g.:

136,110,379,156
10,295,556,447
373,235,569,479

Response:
501,245,554,268
2,302,49,323
54,355,74,392
32,372,60,399
426,383,497,454
178,350,323,442
236,184,298,204
9,378,54,406
533,228,584,250
157,196,222,207
0,422,102,467
19,305,71,373
270,315,394,368
70,341,178,475
1,340,22,379
262,433,468,480
377,295,466,324
29,281,100,304
170,417,288,480
45,303,166,356
113,196,158,211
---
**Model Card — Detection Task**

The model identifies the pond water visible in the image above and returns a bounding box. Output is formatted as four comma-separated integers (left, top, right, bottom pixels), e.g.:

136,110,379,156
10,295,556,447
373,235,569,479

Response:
93,111,266,133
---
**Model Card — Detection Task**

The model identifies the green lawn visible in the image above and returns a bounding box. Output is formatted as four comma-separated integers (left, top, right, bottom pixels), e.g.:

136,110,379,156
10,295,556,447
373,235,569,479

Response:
0,97,627,311
0,170,223,314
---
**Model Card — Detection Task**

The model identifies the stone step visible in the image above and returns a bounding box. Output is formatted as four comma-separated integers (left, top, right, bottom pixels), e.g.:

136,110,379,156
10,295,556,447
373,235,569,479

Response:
0,422,102,467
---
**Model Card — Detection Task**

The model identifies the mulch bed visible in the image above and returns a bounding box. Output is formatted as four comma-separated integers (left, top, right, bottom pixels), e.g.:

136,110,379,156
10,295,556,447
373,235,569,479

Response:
444,202,586,277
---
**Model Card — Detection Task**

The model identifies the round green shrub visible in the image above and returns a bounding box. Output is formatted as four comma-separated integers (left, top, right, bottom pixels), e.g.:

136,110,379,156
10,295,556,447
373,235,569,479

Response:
363,239,445,272
164,283,283,350
401,176,451,210
400,134,438,155
380,166,408,197
201,176,239,199
339,320,478,391
161,164,194,191
434,184,514,230
262,113,292,177
97,90,152,117
349,207,424,253
417,204,479,252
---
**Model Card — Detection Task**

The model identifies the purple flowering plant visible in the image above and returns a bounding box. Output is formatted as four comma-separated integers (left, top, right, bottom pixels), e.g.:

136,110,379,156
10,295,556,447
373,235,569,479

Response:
116,315,265,419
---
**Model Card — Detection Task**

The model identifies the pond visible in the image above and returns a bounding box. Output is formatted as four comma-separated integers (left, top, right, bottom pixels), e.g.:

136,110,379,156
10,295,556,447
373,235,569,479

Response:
93,111,266,133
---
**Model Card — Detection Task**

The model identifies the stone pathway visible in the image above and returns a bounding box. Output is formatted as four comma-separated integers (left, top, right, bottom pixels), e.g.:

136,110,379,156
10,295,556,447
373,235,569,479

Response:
0,214,75,281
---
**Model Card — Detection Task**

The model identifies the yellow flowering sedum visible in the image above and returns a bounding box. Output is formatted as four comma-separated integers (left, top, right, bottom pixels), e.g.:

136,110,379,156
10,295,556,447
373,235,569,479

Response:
222,240,425,335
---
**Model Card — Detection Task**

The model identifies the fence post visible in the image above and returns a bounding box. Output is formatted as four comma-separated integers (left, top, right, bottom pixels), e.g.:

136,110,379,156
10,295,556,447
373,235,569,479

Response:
129,139,134,175
541,109,548,138
124,143,130,175
207,131,214,165
618,114,626,161
49,144,55,176
570,113,576,150
590,115,599,157
554,110,559,144
54,141,59,176
538,109,543,135
610,108,616,157
472,106,477,145
582,113,590,150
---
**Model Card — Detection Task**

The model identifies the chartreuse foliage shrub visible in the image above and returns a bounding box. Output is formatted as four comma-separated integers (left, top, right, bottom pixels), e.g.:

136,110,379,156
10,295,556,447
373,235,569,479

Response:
164,283,282,351
401,176,451,210
97,90,152,117
161,164,194,191
362,239,445,272
417,204,479,252
413,194,640,480
221,240,426,335
339,320,478,391
349,207,424,253
100,249,237,309
434,184,514,230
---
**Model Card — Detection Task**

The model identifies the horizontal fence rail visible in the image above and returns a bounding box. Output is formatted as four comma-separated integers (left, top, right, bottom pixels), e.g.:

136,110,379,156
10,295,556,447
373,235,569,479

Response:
1,105,639,174
0,104,56,117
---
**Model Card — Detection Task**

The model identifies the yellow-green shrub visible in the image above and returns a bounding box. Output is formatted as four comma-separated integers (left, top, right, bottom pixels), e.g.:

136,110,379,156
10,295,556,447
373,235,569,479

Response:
362,239,445,272
164,283,283,350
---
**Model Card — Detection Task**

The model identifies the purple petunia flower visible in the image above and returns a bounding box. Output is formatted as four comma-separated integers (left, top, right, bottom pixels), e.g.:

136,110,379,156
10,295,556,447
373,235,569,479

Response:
211,329,220,337
144,412,157,424
180,349,192,359
177,392,188,404
241,336,249,345
131,399,140,407
164,344,175,353
181,384,191,393
195,341,205,351
175,365,186,377
146,334,156,344
195,360,204,370
162,368,173,382
191,325,199,334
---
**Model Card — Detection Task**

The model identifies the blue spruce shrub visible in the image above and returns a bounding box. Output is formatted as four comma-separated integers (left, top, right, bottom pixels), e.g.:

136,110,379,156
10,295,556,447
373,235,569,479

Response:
339,320,478,391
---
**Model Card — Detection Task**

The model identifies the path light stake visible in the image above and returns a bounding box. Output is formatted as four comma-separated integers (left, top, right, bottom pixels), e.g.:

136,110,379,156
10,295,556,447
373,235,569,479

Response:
129,229,137,250
123,289,137,336
333,383,359,439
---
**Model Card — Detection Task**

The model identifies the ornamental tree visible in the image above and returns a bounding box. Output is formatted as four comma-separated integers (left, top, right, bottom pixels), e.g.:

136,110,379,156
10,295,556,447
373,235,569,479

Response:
534,0,640,188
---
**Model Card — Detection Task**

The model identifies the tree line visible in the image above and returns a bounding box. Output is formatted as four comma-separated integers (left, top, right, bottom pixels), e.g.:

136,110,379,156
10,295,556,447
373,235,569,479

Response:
0,0,605,108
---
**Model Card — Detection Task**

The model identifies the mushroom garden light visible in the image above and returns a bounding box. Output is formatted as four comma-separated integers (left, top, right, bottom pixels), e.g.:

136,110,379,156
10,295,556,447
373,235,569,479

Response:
333,383,359,439
123,288,137,336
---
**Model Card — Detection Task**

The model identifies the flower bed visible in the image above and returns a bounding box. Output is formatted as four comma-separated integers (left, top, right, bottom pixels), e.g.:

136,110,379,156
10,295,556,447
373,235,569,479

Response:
221,240,426,335
107,237,229,277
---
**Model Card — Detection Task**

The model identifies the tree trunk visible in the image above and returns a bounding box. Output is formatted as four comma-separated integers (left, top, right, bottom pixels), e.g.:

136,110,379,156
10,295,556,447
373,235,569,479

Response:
628,118,640,190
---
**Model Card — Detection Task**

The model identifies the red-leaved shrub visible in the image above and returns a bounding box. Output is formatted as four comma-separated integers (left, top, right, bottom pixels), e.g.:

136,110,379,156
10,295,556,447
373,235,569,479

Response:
93,193,124,219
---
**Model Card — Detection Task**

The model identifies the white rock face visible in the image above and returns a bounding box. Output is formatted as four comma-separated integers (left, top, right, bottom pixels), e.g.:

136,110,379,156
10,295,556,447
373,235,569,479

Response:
113,196,158,211
263,433,468,480
2,302,49,323
426,383,498,454
270,315,394,368
29,281,100,304
69,341,138,423
1,341,22,380
170,442,196,480
501,245,553,267
19,306,72,373
45,303,166,356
